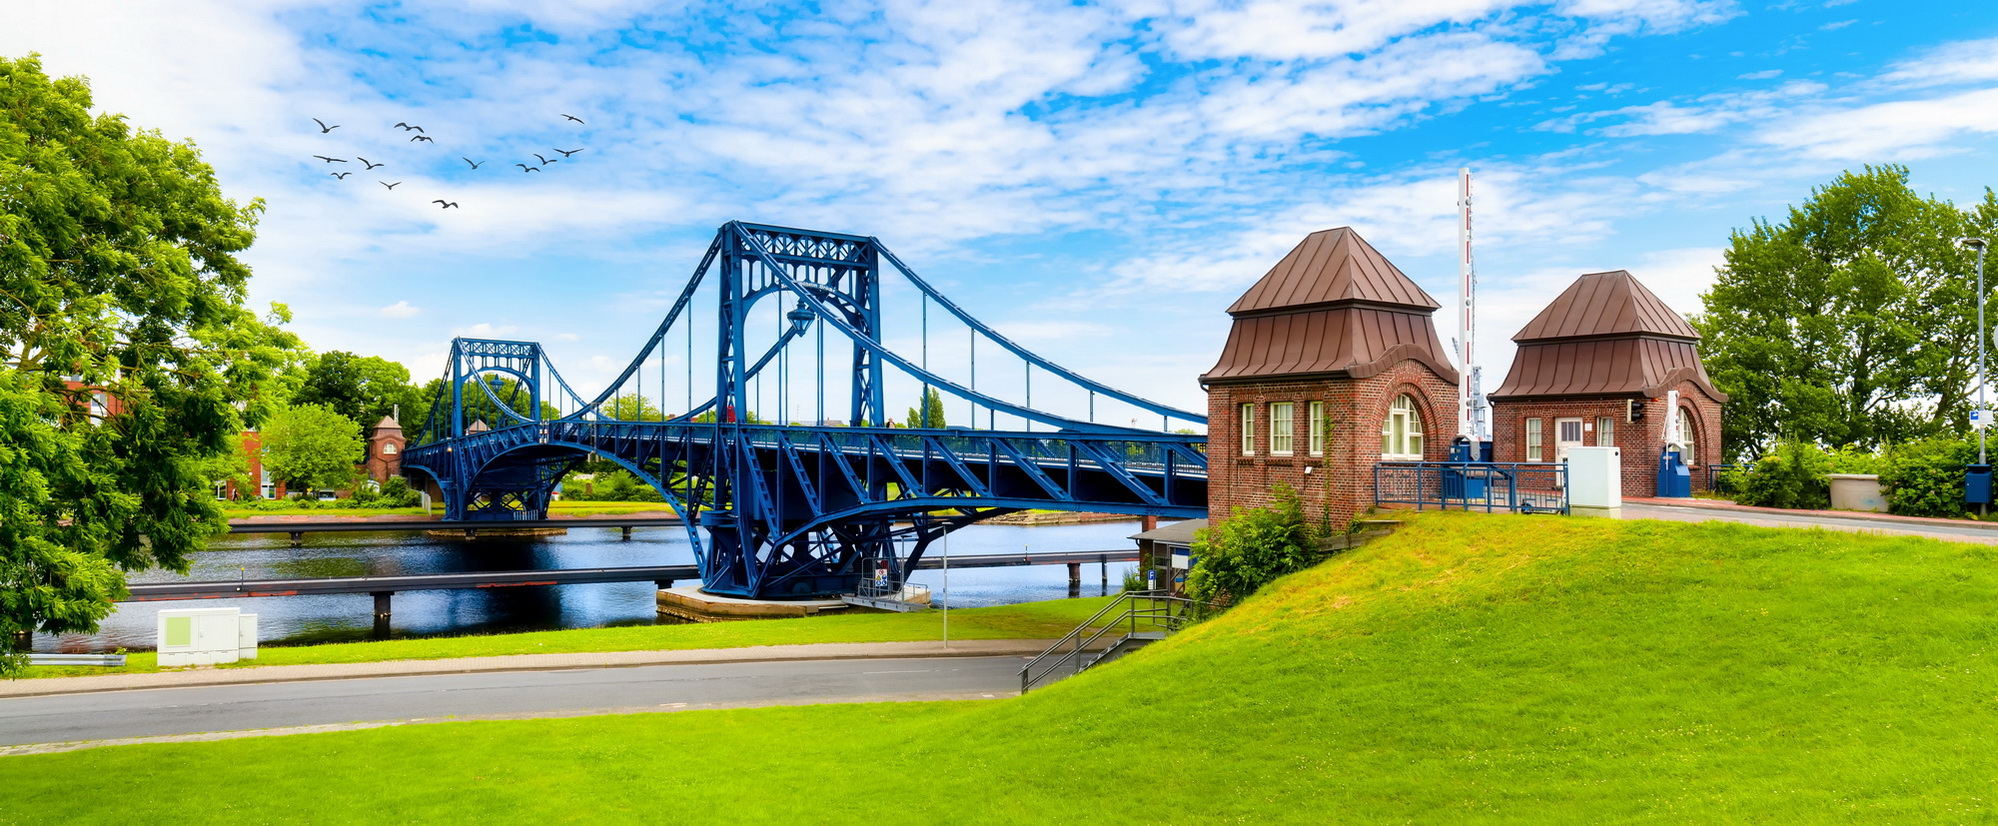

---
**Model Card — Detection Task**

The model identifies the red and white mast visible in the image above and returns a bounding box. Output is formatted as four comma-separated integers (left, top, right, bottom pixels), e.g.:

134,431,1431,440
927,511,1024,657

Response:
1457,167,1489,443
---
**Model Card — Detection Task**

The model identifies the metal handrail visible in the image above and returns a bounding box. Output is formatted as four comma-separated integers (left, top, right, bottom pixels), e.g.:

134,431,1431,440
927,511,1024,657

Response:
1019,591,1214,692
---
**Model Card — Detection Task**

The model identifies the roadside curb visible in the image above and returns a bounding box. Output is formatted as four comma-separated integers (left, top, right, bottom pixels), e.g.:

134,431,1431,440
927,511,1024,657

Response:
1624,497,1998,532
3,640,1052,699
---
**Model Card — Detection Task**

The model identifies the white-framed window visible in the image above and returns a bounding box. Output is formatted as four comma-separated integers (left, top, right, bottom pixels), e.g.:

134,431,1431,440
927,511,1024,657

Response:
1308,401,1324,456
1240,403,1255,456
1674,408,1697,465
1596,416,1614,447
382,442,400,456
1380,395,1425,460
1270,402,1294,455
1526,417,1544,462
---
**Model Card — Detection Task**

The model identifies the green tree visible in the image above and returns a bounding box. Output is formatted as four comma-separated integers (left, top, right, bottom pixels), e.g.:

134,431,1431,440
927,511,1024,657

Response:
1696,165,1998,456
291,351,421,429
191,433,255,499
0,55,298,670
260,404,363,492
602,393,664,422
1187,484,1325,608
905,386,947,428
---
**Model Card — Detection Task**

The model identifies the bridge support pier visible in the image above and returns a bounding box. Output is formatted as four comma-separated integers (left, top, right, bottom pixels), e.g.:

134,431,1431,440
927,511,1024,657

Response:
1067,562,1082,598
371,591,393,640
621,526,632,541
289,531,304,547
10,630,28,652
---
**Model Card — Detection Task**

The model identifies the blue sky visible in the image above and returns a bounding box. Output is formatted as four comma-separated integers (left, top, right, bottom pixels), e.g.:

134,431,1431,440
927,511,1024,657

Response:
11,0,1998,428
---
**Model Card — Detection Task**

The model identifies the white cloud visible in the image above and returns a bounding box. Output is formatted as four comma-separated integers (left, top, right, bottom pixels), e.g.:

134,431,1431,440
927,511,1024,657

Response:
1880,37,1998,87
1540,81,1828,136
452,322,519,338
379,300,421,319
1737,69,1782,80
1759,87,1998,160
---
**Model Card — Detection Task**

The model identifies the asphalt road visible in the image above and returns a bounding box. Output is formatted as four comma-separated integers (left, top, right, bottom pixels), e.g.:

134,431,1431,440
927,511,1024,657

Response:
0,656,1025,747
1623,502,1998,544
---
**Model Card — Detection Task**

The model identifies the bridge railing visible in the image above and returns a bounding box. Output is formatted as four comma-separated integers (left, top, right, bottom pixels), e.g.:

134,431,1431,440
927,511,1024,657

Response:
1373,461,1568,515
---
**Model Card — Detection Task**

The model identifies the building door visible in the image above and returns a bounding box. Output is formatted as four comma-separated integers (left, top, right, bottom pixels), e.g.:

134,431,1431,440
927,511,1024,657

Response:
1555,417,1587,463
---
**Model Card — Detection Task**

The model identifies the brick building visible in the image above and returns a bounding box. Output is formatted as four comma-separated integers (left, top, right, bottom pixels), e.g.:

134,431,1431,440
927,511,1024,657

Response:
1487,270,1726,496
1200,227,1460,529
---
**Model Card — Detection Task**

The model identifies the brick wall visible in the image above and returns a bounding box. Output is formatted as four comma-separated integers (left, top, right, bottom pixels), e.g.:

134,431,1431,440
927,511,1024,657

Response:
1207,359,1460,530
1489,380,1724,497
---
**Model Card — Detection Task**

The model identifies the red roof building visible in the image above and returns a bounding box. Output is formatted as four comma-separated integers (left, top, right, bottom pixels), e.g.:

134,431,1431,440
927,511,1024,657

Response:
1488,270,1726,496
1201,228,1460,527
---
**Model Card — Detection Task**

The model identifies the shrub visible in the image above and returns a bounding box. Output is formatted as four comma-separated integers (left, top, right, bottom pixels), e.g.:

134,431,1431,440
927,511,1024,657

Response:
1731,440,1831,510
1879,436,1977,518
1826,445,1883,475
599,470,639,501
1187,483,1325,608
378,476,421,508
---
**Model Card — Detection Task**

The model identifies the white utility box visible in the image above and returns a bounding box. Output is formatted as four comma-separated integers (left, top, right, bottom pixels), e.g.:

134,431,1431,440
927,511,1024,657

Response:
238,612,259,660
1566,446,1623,518
158,607,254,666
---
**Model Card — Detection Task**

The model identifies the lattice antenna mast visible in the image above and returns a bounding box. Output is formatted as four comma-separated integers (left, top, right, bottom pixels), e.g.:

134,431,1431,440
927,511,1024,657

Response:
1457,167,1490,443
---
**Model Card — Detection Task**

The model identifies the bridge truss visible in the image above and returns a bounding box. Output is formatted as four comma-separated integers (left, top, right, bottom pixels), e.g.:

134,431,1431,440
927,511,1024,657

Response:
404,222,1208,599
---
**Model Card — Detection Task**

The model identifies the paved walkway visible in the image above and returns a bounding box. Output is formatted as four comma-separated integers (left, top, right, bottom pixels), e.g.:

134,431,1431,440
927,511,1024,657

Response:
1622,498,1998,544
1,639,1053,699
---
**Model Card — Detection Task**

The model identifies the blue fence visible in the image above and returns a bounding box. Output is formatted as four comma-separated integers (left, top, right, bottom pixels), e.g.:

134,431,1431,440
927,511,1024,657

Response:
1373,462,1569,515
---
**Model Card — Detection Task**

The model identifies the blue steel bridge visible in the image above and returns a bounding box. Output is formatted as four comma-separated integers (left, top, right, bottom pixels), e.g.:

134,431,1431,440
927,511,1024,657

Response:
402,222,1208,599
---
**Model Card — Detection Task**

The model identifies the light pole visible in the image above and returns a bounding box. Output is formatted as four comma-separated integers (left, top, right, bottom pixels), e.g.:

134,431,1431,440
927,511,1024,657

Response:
1964,237,1991,464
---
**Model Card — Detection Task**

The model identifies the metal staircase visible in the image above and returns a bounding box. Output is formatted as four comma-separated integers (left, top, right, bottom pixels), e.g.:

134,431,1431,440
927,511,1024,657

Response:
1019,590,1214,692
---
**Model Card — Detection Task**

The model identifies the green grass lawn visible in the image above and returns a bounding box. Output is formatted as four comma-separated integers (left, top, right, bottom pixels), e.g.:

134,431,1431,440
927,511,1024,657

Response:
11,513,1998,822
18,597,1113,679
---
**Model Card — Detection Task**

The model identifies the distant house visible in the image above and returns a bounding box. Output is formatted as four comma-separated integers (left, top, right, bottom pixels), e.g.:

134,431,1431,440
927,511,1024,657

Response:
218,415,408,500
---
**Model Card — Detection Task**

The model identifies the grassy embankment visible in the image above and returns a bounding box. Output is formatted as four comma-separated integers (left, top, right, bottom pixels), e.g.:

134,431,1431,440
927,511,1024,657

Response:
215,499,675,520
9,512,1997,821
19,597,1113,679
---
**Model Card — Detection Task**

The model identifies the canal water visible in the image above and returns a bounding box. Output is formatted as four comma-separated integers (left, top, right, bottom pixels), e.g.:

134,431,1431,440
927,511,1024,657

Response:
35,521,1144,653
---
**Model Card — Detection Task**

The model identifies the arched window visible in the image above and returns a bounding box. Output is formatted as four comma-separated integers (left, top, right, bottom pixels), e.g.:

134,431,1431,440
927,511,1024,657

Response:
382,442,400,456
1672,408,1697,465
1380,395,1425,460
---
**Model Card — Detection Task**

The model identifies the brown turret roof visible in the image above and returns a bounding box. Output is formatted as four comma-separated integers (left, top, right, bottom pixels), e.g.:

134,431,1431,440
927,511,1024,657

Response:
1512,270,1698,342
1491,270,1725,401
1204,228,1457,385
374,415,402,432
1226,227,1440,316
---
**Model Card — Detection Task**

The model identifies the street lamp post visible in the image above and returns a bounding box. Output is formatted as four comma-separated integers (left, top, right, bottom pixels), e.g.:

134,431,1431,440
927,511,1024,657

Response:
1965,237,1991,465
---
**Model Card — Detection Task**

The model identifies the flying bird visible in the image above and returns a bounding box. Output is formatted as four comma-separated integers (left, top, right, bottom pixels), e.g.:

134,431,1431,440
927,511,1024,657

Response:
533,153,553,165
553,147,583,158
312,118,340,133
410,135,435,143
330,172,352,179
515,164,540,172
312,155,347,163
561,114,584,124
357,157,384,170
462,158,484,169
381,181,402,190
394,122,424,132
432,200,459,209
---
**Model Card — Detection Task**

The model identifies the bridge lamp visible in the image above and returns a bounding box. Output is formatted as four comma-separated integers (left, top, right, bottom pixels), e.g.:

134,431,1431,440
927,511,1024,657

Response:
1963,236,1990,465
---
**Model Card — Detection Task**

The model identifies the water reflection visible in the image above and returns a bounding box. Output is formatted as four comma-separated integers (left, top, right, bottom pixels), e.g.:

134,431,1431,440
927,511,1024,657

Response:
37,521,1144,652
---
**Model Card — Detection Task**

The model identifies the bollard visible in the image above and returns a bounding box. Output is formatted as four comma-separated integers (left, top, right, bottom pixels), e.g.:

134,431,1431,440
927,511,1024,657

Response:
371,591,393,640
